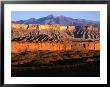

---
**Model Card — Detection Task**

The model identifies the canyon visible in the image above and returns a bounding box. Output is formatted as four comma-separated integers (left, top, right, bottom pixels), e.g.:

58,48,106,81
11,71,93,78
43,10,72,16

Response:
11,23,100,65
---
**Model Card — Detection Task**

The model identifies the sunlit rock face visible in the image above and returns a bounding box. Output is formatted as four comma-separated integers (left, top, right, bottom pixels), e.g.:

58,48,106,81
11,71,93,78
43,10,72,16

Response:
11,42,100,53
11,23,100,42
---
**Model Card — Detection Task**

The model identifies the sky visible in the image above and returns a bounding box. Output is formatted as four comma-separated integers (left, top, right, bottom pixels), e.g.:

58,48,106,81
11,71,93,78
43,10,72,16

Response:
11,11,100,21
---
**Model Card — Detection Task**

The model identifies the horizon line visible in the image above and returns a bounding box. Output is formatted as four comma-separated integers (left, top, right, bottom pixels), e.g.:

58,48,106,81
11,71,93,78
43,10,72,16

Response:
11,14,100,22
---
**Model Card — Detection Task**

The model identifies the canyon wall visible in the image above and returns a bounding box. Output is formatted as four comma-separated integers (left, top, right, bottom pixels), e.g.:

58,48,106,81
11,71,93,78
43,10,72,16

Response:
11,23,100,41
11,42,100,53
11,23,76,30
11,23,99,31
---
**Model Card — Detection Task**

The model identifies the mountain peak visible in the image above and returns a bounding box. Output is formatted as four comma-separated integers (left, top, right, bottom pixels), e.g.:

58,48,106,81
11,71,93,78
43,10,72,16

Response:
47,14,54,18
28,18,37,20
13,15,99,26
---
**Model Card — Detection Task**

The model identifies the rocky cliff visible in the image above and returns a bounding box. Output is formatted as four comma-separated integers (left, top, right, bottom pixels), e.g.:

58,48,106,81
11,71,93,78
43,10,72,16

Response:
12,42,100,53
11,23,100,42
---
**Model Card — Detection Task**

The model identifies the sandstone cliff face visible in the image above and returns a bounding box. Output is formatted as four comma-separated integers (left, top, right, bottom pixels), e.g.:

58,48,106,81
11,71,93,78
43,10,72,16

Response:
11,23,75,30
11,23,100,42
11,42,100,53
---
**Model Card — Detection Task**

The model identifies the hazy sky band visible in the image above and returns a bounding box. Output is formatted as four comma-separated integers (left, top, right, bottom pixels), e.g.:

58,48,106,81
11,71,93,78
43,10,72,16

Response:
11,11,100,21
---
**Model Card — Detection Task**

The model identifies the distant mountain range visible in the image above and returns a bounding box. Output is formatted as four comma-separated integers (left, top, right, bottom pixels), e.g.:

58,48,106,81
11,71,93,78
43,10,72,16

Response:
12,15,100,26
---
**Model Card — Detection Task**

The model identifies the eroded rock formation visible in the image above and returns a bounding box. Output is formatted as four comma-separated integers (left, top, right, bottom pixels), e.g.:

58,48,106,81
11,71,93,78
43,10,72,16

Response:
11,42,100,53
11,23,100,65
11,23,100,42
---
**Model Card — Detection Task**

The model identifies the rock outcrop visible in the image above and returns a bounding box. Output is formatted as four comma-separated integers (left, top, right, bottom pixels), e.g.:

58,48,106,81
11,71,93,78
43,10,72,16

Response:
11,42,100,53
11,50,100,65
11,23,100,42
